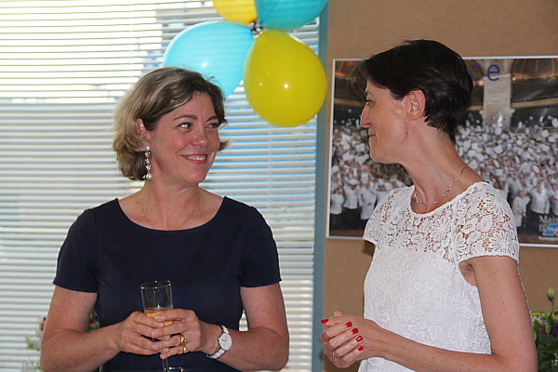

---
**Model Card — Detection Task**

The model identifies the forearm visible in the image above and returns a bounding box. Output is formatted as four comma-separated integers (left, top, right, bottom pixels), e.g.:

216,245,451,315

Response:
378,330,536,372
41,325,120,372
216,326,289,371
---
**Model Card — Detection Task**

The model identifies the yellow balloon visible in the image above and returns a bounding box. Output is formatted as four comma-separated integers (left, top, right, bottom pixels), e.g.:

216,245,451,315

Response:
213,0,257,25
244,30,327,127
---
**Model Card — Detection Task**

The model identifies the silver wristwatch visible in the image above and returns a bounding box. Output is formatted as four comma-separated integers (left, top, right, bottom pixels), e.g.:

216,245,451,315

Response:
207,325,232,359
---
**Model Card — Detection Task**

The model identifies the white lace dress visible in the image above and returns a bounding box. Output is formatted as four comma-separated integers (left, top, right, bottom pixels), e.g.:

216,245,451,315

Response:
360,182,519,372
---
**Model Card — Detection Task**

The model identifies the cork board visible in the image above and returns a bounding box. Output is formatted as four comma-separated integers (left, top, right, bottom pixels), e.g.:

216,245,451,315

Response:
322,1,558,370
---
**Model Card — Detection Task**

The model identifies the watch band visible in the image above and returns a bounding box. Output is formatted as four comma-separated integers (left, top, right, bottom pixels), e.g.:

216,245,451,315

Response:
207,325,231,360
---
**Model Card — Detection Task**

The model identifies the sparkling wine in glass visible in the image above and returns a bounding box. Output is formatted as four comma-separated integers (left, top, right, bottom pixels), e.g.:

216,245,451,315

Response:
140,280,173,372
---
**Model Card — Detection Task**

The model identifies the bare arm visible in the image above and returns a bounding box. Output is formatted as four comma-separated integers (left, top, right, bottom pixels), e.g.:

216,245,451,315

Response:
153,283,289,370
40,286,165,372
322,256,537,372
218,283,289,370
154,283,287,371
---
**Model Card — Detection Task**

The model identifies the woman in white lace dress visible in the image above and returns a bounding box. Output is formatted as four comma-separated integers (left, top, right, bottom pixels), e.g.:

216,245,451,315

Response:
320,40,537,371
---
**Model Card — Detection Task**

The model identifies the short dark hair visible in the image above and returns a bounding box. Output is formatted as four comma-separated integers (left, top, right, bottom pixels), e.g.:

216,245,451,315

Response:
353,40,472,143
112,67,228,180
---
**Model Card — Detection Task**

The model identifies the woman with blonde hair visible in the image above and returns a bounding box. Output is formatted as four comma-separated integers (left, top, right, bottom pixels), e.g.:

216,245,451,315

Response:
41,67,289,372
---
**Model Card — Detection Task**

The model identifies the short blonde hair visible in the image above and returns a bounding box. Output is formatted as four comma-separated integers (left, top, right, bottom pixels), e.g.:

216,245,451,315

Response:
112,67,228,180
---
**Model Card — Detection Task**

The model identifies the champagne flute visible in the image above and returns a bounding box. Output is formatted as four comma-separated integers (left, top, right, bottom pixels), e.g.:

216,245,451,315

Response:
140,280,173,372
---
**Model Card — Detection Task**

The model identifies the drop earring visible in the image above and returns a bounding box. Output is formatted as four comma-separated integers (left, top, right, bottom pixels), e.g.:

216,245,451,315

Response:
144,145,152,181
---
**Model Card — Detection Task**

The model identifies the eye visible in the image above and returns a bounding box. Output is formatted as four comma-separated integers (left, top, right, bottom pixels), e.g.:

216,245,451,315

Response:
179,122,192,129
207,121,222,129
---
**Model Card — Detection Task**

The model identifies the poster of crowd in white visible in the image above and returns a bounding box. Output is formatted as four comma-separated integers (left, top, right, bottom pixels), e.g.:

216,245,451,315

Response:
328,57,558,247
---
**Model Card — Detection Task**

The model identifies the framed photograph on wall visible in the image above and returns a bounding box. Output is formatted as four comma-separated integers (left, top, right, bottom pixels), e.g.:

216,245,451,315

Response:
327,56,558,248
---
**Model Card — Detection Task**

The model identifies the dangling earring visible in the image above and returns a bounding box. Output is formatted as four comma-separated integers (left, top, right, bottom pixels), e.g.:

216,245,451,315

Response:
144,146,152,181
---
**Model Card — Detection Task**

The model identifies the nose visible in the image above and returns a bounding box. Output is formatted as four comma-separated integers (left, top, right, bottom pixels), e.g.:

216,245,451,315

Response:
360,105,371,128
192,126,210,146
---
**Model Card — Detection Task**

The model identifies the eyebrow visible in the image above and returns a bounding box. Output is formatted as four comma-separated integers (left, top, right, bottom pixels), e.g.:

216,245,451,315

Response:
173,114,219,122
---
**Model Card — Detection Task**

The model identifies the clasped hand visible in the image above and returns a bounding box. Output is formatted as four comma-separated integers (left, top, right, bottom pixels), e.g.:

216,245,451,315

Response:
320,311,368,368
115,308,207,359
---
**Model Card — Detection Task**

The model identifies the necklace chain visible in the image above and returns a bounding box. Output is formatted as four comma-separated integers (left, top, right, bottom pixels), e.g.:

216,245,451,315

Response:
413,166,469,207
138,188,200,229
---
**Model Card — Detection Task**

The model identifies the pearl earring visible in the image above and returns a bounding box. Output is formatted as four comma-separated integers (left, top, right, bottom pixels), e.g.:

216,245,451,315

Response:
144,146,152,181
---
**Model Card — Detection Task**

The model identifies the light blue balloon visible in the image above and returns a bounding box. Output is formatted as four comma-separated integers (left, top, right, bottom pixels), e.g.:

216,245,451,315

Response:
163,21,254,97
256,0,328,30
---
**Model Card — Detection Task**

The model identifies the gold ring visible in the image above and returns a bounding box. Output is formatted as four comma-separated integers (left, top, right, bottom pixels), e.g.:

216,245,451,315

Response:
183,345,188,354
179,334,186,346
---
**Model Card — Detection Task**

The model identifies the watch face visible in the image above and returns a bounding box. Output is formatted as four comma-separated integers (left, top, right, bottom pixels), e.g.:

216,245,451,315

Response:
220,332,232,349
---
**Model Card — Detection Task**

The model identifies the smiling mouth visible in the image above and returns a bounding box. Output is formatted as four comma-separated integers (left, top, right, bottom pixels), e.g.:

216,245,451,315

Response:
183,154,207,161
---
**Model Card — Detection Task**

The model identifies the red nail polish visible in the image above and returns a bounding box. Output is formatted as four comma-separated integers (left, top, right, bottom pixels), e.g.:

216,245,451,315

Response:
356,335,363,342
321,319,329,325
358,346,364,351
351,328,359,334
345,321,352,327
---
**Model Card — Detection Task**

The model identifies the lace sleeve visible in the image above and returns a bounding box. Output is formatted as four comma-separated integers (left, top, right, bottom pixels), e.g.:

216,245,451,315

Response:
454,186,519,263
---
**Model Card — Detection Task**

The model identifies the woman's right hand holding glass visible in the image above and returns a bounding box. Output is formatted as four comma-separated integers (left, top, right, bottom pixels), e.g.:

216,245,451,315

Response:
111,310,171,356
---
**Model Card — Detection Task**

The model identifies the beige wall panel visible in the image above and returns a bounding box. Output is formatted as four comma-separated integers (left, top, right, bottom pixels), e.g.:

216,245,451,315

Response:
327,0,558,60
520,248,558,311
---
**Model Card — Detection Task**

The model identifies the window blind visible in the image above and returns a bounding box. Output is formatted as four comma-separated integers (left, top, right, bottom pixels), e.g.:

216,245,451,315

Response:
0,1,318,370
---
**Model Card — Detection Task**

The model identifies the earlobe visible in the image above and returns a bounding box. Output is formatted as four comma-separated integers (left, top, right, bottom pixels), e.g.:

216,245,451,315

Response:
408,90,426,120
